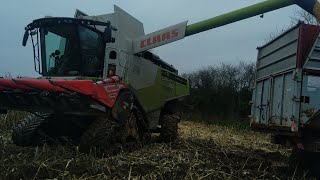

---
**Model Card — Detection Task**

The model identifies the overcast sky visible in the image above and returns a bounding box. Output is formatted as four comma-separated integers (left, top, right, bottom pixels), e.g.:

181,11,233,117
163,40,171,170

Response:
0,0,300,77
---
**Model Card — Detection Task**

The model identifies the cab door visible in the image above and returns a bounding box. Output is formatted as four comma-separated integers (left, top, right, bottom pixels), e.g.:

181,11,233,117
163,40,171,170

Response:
78,25,104,77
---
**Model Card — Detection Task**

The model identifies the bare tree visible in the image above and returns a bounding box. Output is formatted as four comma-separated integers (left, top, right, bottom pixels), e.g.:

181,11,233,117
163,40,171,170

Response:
265,9,319,43
182,61,255,120
4,72,12,78
290,9,319,25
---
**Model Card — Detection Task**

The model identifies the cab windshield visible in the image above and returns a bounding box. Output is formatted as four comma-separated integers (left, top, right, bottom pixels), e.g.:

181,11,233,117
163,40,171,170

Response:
40,25,104,77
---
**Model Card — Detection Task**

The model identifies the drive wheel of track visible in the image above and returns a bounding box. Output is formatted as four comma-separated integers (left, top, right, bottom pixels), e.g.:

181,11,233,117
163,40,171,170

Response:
79,117,124,154
12,113,51,146
160,114,178,142
79,112,145,154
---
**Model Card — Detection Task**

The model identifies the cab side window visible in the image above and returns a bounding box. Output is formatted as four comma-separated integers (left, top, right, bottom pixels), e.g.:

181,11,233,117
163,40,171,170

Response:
79,26,104,77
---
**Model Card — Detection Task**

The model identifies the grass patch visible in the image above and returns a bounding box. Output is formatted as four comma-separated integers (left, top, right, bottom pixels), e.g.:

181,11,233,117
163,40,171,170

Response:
0,111,28,131
182,113,250,131
207,118,250,131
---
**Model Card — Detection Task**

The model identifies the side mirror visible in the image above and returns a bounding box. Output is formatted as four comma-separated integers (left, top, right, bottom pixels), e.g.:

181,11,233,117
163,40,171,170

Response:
103,27,115,43
22,30,29,46
103,21,117,43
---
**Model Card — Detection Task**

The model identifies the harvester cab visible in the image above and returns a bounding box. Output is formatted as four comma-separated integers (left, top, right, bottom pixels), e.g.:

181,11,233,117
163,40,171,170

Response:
0,1,320,153
22,17,117,77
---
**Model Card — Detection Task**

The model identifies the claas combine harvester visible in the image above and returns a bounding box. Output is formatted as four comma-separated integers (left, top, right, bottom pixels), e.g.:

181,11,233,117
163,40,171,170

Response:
0,0,319,166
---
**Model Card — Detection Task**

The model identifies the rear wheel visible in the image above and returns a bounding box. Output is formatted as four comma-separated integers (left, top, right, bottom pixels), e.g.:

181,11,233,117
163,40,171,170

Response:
160,114,179,142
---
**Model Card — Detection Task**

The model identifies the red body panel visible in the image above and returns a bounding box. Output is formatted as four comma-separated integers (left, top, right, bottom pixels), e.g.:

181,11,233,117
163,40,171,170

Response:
14,78,69,92
297,24,320,68
52,80,126,107
0,77,126,108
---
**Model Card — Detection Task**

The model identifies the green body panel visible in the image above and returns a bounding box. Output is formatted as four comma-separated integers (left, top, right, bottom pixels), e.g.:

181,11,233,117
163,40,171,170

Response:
175,79,190,98
135,68,189,112
185,0,296,36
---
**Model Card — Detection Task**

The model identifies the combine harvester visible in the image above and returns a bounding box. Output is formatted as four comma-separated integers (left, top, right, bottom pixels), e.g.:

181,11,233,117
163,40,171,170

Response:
0,0,319,174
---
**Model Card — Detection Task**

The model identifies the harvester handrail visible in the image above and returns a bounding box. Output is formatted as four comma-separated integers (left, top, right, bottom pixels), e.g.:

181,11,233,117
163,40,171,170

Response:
24,17,116,31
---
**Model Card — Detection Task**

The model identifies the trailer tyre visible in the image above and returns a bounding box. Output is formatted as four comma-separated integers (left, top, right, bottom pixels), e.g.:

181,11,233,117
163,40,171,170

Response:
289,148,320,178
299,150,320,178
160,115,178,142
12,114,49,146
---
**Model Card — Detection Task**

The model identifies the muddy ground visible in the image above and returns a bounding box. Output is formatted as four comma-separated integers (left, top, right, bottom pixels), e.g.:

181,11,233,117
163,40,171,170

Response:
0,113,316,179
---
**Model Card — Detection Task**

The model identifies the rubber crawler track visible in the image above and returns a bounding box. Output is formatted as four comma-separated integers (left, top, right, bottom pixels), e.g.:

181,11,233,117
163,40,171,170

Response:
12,114,49,146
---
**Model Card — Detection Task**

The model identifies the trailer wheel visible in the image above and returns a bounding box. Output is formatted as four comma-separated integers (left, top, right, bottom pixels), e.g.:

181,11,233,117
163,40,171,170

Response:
12,113,50,146
289,148,320,178
160,114,179,142
299,150,320,178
